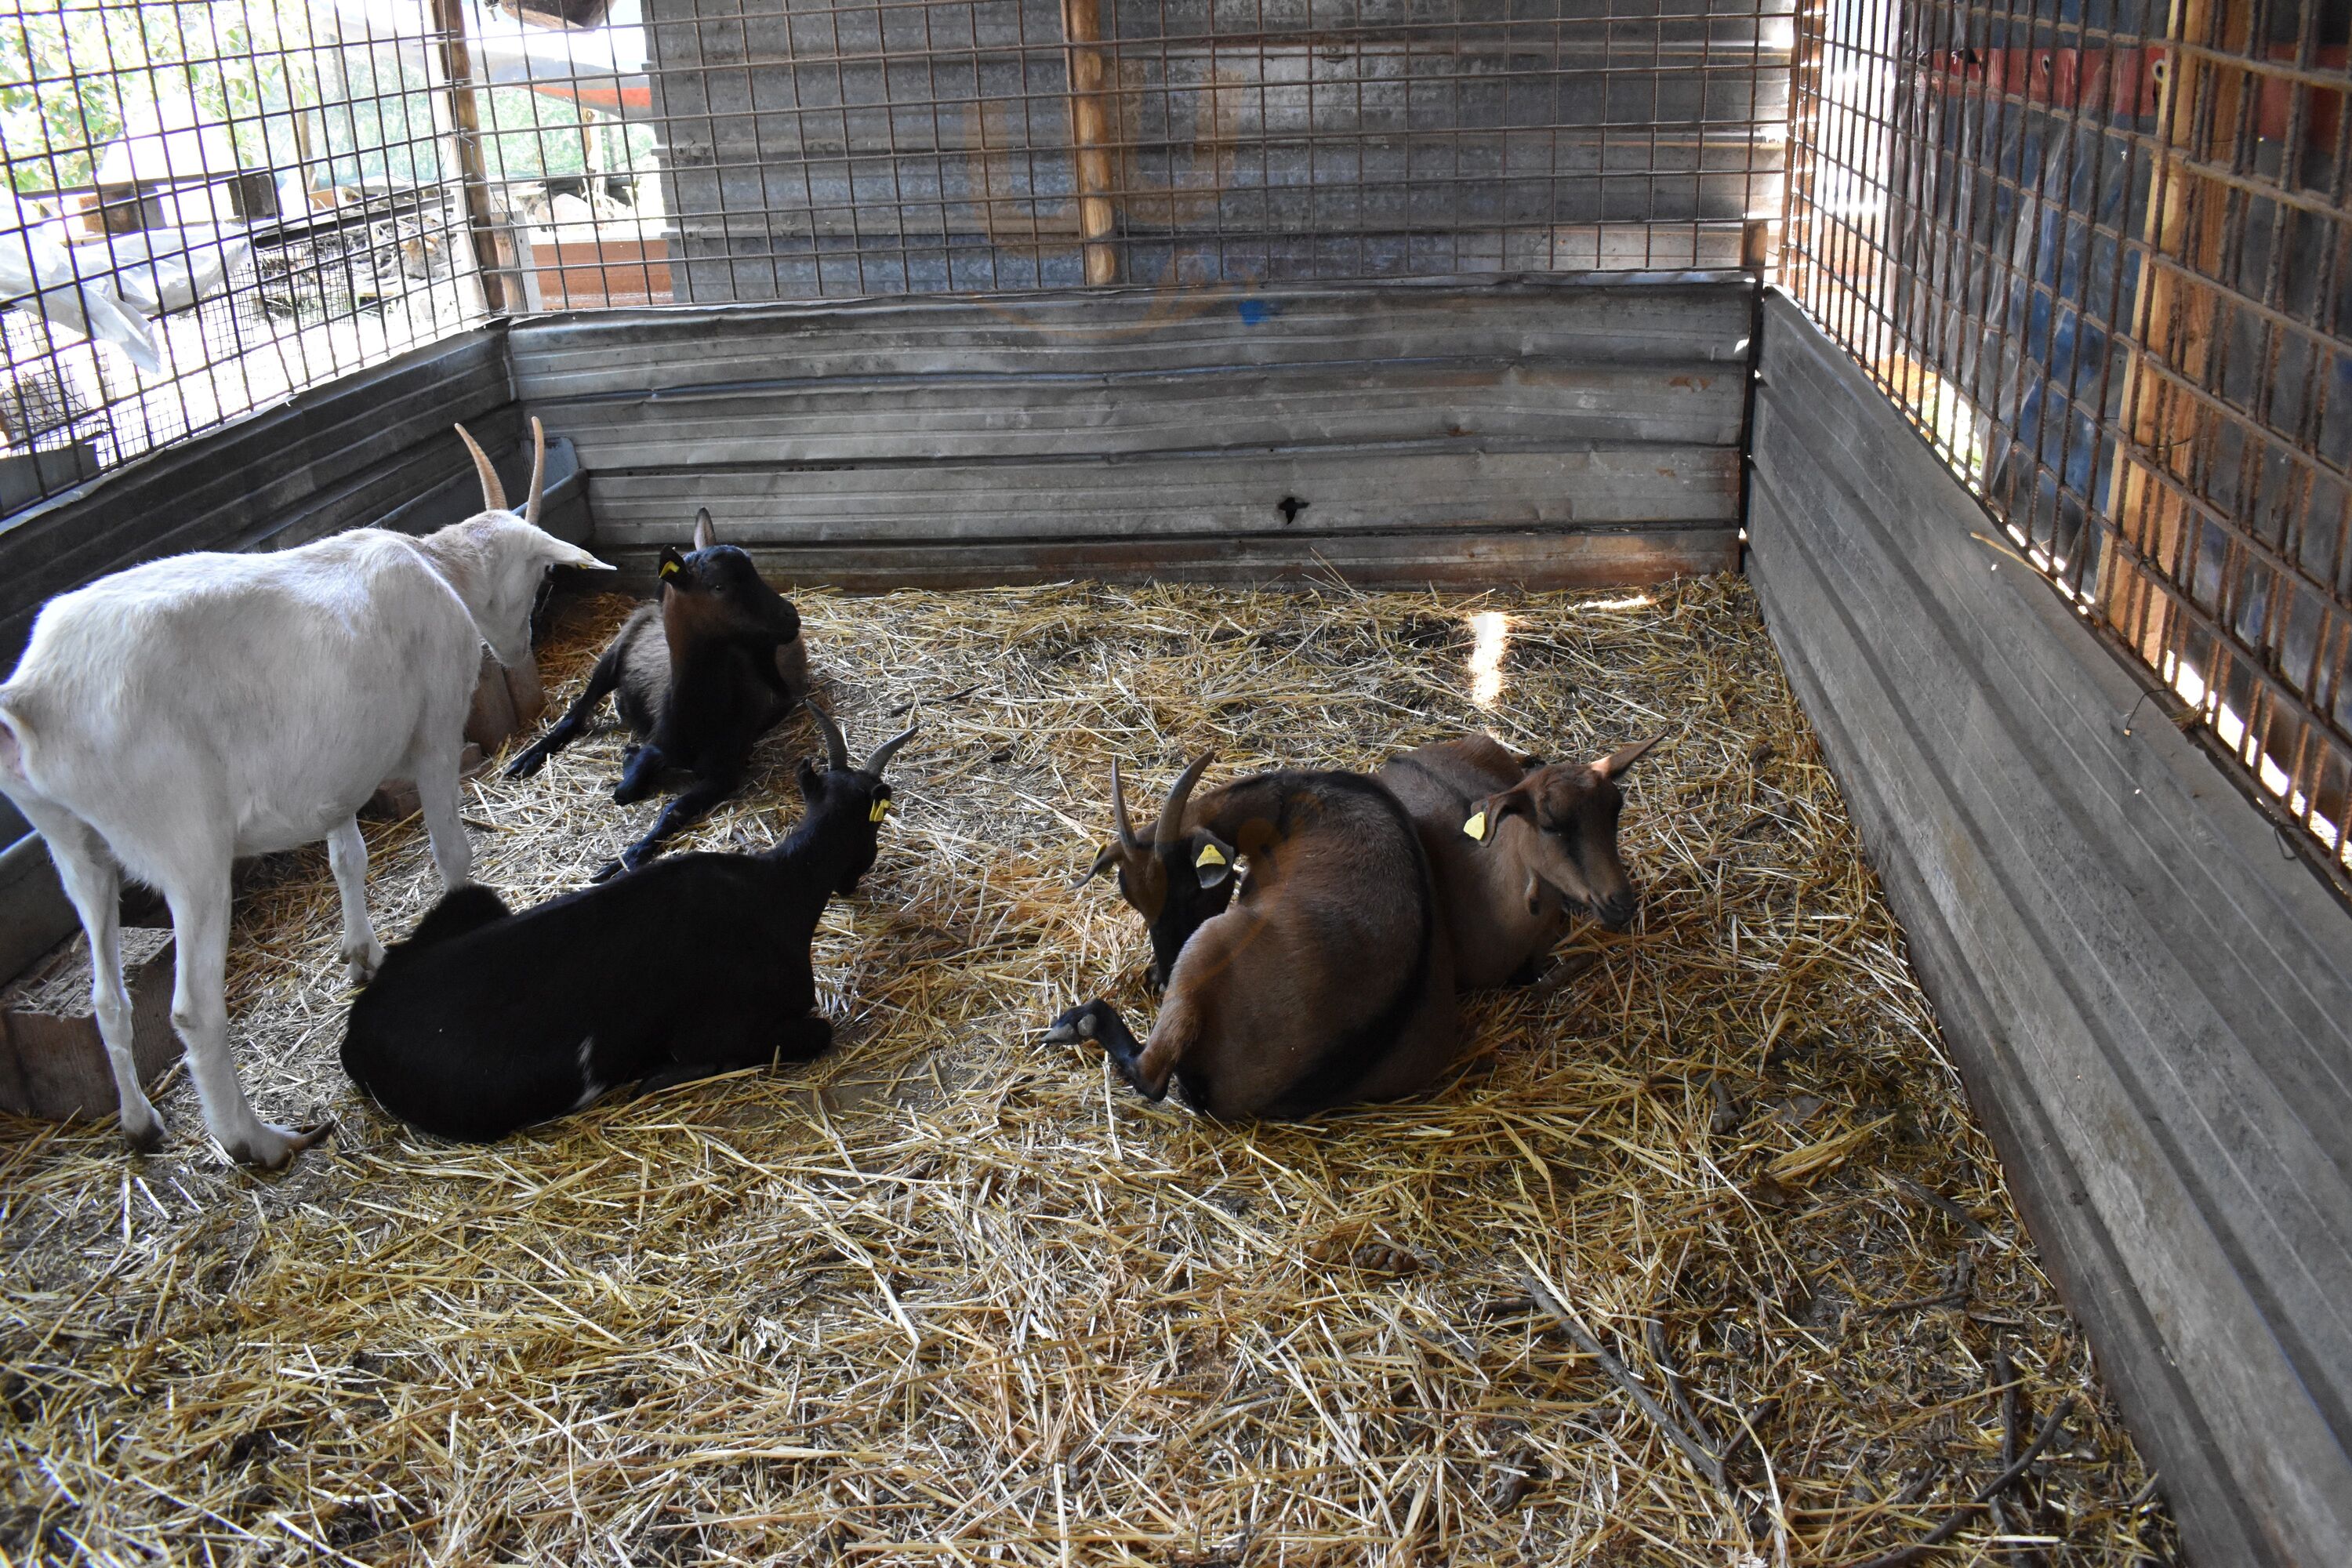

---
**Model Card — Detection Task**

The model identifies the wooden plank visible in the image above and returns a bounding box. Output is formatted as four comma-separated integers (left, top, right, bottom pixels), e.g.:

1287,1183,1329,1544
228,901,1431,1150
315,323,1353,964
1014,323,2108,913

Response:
593,524,1737,590
585,445,1740,542
551,361,1744,466
1749,290,2352,1568
510,278,1757,396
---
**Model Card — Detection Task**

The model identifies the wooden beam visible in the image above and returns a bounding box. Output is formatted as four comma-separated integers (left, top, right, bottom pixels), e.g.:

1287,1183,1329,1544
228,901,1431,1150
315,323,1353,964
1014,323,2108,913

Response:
430,0,511,314
2102,0,2250,661
1058,0,1121,285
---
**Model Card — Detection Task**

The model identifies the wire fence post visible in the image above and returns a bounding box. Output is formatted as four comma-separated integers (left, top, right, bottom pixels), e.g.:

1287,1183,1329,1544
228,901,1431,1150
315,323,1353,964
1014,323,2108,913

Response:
430,0,513,315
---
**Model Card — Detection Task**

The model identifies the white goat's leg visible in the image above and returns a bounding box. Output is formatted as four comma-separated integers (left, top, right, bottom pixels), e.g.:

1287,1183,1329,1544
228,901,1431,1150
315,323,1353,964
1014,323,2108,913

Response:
412,752,473,891
164,869,326,1169
27,808,161,1150
325,816,386,985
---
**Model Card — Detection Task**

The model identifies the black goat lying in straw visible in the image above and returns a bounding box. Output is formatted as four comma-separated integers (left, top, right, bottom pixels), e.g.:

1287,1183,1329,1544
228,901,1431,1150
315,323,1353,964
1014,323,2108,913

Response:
341,706,914,1142
1049,755,1459,1118
506,508,809,878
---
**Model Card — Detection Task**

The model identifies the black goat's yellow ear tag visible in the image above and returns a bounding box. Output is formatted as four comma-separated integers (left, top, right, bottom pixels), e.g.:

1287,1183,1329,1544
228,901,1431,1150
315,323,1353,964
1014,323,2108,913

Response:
869,798,892,822
1463,810,1489,841
659,557,681,580
1195,843,1227,870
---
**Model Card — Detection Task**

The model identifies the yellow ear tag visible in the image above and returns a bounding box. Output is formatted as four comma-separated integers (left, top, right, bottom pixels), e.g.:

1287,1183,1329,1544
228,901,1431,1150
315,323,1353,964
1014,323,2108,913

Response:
1195,843,1227,869
1463,810,1489,841
659,558,681,580
869,798,892,822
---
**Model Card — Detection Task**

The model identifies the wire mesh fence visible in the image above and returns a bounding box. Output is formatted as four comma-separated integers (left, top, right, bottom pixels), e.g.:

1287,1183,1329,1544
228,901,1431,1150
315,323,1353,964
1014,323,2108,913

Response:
4,0,1791,518
1781,0,2352,893
0,0,494,517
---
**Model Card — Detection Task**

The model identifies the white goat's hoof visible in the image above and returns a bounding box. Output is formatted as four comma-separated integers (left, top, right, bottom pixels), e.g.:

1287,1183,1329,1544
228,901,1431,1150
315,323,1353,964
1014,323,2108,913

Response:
342,942,387,987
121,1109,166,1154
224,1120,334,1171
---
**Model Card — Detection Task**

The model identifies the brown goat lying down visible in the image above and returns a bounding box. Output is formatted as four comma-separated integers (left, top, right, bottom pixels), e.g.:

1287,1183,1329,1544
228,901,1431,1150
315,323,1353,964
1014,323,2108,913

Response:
1052,733,1657,1117
1051,757,1460,1119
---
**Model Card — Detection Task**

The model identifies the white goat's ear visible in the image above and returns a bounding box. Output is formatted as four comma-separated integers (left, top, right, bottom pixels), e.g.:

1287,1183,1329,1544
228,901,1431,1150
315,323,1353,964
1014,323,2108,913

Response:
553,542,614,571
692,507,717,552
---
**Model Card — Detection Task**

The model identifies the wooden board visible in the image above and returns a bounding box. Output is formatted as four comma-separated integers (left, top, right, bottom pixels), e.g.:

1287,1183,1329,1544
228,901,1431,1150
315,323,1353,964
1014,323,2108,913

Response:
514,277,1753,589
1748,289,2352,1568
596,524,1737,591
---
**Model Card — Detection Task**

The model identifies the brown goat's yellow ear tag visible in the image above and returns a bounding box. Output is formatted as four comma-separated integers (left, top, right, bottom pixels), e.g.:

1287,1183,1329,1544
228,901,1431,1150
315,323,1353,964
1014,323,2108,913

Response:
869,798,892,822
1463,810,1489,841
659,558,681,580
1195,843,1227,870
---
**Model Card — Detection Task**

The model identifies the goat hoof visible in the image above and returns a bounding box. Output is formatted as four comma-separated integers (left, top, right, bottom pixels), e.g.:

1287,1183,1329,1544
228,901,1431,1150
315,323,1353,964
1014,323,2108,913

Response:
589,858,626,884
342,942,387,987
504,750,545,780
227,1120,334,1171
1045,1000,1113,1047
121,1114,166,1154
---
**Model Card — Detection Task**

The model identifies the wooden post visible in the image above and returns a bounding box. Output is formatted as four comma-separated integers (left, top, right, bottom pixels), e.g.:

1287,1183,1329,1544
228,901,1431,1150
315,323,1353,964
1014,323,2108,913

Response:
430,0,511,314
1058,0,1120,286
2102,0,2249,660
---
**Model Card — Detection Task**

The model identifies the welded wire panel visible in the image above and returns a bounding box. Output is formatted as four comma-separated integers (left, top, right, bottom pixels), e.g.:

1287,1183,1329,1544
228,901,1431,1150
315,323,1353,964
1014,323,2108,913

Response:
0,0,488,519
498,0,1793,303
1783,0,2352,893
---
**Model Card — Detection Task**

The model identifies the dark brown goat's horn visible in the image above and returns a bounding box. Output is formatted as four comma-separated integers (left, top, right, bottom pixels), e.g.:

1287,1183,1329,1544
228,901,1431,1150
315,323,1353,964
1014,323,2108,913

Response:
1110,757,1138,847
1154,752,1215,848
862,721,917,777
522,416,547,528
809,702,849,771
454,423,506,512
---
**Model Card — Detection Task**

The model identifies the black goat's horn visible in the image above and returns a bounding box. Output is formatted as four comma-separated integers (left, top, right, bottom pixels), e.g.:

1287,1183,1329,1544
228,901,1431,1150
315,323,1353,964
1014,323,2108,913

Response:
1154,752,1214,848
454,423,506,512
809,702,850,771
522,416,547,528
863,720,918,777
1110,757,1138,847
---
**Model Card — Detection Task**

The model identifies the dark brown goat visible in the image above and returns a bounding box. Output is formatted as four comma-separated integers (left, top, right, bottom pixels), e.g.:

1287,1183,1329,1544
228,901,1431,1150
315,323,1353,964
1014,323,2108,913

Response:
506,509,808,877
1050,757,1458,1119
1377,733,1660,989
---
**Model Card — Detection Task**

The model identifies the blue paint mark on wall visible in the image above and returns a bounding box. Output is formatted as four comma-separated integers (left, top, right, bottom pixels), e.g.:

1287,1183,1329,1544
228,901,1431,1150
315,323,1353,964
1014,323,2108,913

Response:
1236,299,1279,325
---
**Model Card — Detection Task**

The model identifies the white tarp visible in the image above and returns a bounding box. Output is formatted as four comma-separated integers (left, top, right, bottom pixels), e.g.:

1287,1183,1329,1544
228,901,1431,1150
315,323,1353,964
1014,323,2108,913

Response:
1,198,163,374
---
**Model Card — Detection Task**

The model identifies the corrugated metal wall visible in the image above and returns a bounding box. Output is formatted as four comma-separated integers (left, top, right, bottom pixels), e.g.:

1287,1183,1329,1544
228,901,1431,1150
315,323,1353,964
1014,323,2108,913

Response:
641,0,1792,299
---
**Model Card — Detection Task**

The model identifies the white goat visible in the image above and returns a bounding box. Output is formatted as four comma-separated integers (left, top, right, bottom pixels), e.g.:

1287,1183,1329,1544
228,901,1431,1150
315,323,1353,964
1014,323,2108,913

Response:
0,419,609,1167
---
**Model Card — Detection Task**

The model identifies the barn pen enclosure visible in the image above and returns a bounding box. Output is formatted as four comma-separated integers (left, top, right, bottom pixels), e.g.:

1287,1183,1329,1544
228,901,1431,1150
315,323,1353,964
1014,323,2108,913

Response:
0,0,2348,1559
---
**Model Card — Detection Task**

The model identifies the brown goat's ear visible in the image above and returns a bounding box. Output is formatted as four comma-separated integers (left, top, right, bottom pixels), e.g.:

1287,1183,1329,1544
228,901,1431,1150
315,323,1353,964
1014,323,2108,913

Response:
692,507,717,552
1592,735,1663,779
1472,781,1538,842
1079,842,1123,886
657,546,688,584
1190,831,1236,888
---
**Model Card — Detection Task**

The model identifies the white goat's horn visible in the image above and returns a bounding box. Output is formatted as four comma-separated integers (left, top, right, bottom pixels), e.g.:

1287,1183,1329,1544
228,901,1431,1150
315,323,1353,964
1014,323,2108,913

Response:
523,416,547,528
454,423,505,513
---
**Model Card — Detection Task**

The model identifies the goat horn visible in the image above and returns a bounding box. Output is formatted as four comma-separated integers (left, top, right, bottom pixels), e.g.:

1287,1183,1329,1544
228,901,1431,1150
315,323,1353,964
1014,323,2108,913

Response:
808,702,850,771
1153,752,1215,848
1110,757,1139,848
523,416,547,528
862,720,918,777
454,423,506,512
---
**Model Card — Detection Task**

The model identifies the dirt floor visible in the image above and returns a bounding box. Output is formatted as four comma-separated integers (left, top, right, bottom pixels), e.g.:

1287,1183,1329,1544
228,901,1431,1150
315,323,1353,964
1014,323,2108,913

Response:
0,578,2177,1565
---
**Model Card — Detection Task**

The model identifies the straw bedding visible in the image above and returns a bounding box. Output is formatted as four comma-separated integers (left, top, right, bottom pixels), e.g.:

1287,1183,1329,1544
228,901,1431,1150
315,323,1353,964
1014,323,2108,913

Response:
0,577,2178,1566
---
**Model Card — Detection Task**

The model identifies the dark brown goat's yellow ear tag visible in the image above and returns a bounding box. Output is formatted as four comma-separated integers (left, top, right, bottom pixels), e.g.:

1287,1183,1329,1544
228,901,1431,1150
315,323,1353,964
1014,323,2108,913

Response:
869,798,892,822
1195,843,1227,870
659,558,681,580
1463,810,1489,841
